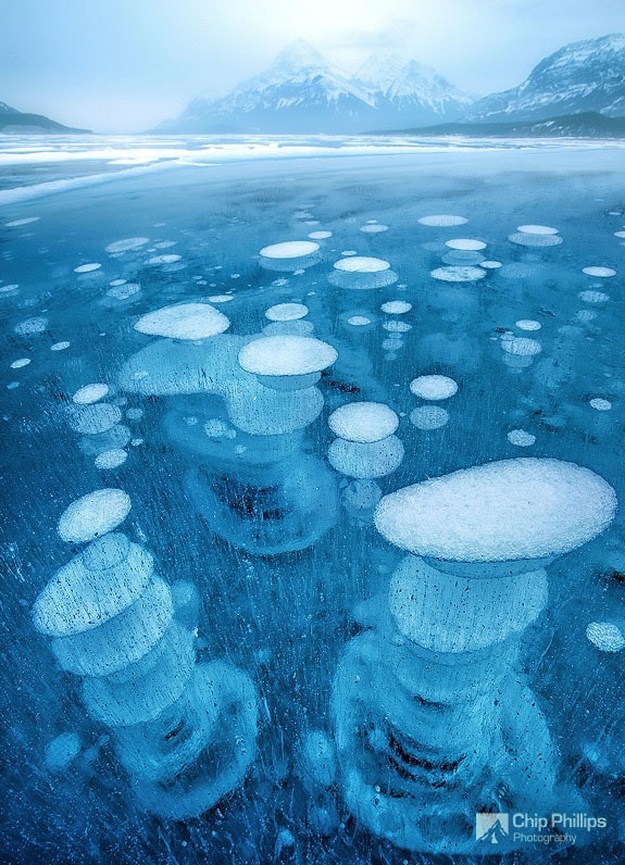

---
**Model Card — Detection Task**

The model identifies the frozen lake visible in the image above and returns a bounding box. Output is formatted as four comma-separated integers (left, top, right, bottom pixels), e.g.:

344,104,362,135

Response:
1,135,624,863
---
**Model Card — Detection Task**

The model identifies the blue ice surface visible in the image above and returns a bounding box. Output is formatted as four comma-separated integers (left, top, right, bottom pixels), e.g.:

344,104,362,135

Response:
1,135,624,863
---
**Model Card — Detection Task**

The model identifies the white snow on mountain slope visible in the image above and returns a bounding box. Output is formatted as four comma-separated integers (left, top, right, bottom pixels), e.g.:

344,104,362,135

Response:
157,41,473,133
466,34,625,122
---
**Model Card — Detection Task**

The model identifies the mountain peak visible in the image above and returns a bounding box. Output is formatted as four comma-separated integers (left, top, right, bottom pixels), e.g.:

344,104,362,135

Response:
467,32,625,122
270,39,328,72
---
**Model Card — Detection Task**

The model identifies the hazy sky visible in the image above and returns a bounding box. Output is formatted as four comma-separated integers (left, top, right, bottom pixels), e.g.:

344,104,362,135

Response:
2,0,623,132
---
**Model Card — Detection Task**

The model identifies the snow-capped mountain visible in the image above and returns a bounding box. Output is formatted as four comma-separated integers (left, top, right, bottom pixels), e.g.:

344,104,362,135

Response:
0,100,89,134
466,33,625,122
156,40,474,134
354,53,474,125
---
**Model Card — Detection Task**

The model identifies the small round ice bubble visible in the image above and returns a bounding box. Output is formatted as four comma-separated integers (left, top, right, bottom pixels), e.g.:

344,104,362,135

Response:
480,260,502,269
95,449,128,470
360,223,388,233
508,429,536,447
238,335,337,378
381,300,412,314
430,266,486,283
383,321,411,333
410,375,458,400
614,231,625,239
74,263,102,274
445,239,487,251
107,283,141,301
334,256,389,274
308,231,332,240
410,406,449,430
328,402,399,443
105,237,149,254
501,335,542,356
147,254,182,265
51,341,70,352
134,302,229,340
517,225,559,235
582,266,616,278
15,317,47,335
578,290,609,304
72,383,109,405
57,488,131,544
590,398,612,411
347,315,372,326
10,358,31,369
67,403,122,435
418,215,468,227
586,621,625,653
265,303,309,322
516,319,541,332
260,241,319,259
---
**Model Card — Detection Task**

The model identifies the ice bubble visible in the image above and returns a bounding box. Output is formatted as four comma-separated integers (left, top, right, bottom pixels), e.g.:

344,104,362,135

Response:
501,335,542,356
334,256,389,273
238,335,337,380
72,383,110,405
516,319,541,331
409,406,449,430
0,284,20,296
207,294,233,303
5,217,41,227
509,232,563,247
418,215,468,227
74,263,102,274
614,231,625,239
51,341,70,351
590,398,612,411
517,225,559,235
586,622,625,653
508,429,536,447
134,302,229,340
109,279,127,287
308,231,332,240
328,436,404,479
375,458,617,563
15,317,47,335
582,266,616,278
442,250,485,266
10,358,30,369
480,260,503,269
360,223,388,233
106,283,141,301
410,375,458,400
381,300,412,314
260,241,319,259
389,557,547,652
147,254,182,265
45,733,81,772
265,302,309,322
67,403,122,435
263,320,314,336
78,425,131,457
430,266,486,282
105,237,149,254
204,419,236,439
578,290,609,304
57,490,132,544
347,315,372,326
95,449,128,469
328,402,399,443
383,321,411,333
341,250,358,256
126,407,143,421
445,239,486,251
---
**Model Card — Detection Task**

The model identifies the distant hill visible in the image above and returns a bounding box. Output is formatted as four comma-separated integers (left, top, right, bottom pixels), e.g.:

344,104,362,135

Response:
155,40,474,134
465,34,625,122
380,112,625,138
0,101,90,134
